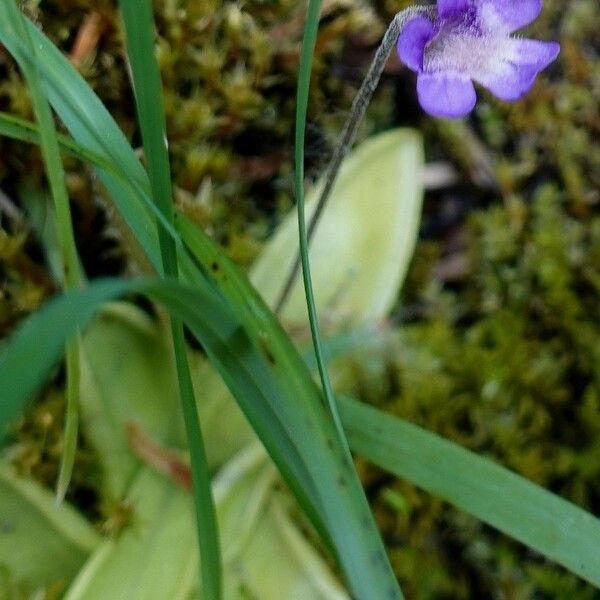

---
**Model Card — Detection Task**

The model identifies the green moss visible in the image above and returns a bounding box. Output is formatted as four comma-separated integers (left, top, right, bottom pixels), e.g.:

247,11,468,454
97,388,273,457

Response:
7,387,103,518
0,222,52,337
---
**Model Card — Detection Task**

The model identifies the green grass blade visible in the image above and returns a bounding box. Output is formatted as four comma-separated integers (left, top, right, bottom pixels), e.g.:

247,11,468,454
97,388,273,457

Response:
0,111,105,169
0,277,327,583
118,2,221,597
176,213,403,599
176,213,326,532
0,277,317,511
340,396,600,588
0,16,320,535
147,281,401,600
0,0,83,502
0,279,132,430
294,0,349,455
117,0,176,266
293,1,401,595
0,15,193,483
0,18,194,276
0,2,80,289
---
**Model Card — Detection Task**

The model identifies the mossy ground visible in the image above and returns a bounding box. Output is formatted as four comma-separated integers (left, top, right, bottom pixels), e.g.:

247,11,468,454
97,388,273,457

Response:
1,0,598,597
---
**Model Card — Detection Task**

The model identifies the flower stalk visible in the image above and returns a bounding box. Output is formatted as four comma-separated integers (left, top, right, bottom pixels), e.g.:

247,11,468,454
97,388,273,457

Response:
275,5,435,313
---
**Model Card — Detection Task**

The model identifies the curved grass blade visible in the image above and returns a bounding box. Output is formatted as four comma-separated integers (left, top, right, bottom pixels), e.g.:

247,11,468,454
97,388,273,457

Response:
0,278,317,520
0,17,208,286
177,213,404,599
177,211,600,590
294,0,350,470
0,100,323,531
340,396,600,588
146,285,401,600
0,17,161,269
292,9,404,594
118,1,220,596
0,111,117,168
0,0,83,502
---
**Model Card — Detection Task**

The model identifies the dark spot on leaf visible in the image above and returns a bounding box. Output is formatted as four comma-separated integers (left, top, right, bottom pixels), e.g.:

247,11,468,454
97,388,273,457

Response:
371,550,386,568
0,519,14,534
260,340,276,365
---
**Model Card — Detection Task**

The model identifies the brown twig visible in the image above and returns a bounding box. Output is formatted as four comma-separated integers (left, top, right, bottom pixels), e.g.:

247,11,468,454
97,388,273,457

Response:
125,422,192,491
69,12,104,66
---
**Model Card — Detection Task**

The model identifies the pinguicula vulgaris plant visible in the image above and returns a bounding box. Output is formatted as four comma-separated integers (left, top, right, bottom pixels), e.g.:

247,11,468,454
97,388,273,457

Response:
4,0,593,599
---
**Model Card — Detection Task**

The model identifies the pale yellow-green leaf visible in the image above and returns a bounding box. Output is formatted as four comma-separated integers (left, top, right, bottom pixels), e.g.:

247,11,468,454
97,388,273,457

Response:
64,468,197,600
188,354,255,470
80,302,253,473
75,308,346,599
250,128,424,327
0,463,100,591
63,446,347,600
233,495,348,600
79,303,186,499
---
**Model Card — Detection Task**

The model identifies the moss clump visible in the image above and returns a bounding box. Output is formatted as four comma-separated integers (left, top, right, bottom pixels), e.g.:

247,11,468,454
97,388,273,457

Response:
0,219,53,337
6,386,103,519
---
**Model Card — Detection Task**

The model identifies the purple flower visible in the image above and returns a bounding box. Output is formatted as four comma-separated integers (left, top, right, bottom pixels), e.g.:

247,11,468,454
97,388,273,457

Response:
397,0,560,118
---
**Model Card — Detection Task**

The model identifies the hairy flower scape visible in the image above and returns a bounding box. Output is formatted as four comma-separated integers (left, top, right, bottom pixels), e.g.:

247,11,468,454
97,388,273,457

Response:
397,0,560,117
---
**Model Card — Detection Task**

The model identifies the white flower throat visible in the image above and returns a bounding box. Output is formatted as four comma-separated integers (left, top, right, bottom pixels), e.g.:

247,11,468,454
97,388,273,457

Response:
422,20,513,81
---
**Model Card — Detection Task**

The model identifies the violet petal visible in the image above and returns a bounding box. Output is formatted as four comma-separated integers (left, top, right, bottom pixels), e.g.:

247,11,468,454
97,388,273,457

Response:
417,71,477,117
437,0,470,19
479,0,542,33
397,16,436,72
473,39,560,100
511,38,561,70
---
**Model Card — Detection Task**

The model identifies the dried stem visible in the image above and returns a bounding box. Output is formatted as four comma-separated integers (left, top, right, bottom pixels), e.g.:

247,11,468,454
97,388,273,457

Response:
275,5,435,314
